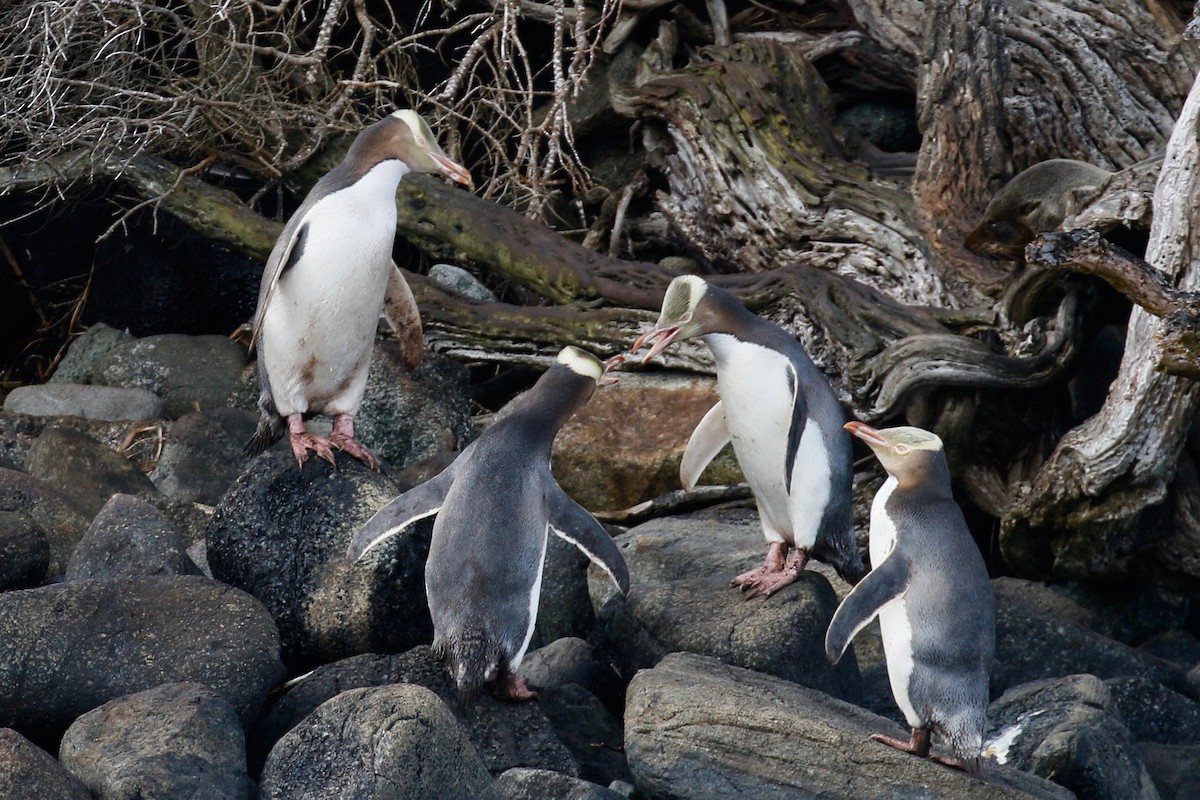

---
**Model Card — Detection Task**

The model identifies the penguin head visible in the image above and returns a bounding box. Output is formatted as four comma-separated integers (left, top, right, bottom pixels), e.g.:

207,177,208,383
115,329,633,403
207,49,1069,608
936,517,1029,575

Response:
349,110,473,187
632,275,713,362
845,422,949,488
556,346,622,386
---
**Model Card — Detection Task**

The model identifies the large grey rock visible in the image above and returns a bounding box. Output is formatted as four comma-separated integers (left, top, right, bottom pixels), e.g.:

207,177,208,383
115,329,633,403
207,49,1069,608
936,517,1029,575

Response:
496,768,624,800
538,683,631,786
49,323,136,385
59,683,252,800
352,345,475,470
0,575,283,746
1138,742,1200,800
0,511,49,590
625,653,1074,800
23,426,158,519
589,510,860,702
65,493,201,580
3,384,166,421
1106,676,1200,744
1137,630,1200,671
0,467,89,577
207,451,431,669
984,674,1160,800
521,637,595,691
993,585,1186,696
93,333,246,418
151,408,259,505
0,727,91,800
248,647,577,779
258,684,501,800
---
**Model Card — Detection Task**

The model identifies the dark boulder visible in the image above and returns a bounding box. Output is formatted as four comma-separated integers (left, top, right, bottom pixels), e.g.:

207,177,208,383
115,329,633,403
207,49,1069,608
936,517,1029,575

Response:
65,493,200,580
258,684,501,800
0,727,91,800
59,682,252,800
0,575,283,747
625,653,1074,800
207,451,432,669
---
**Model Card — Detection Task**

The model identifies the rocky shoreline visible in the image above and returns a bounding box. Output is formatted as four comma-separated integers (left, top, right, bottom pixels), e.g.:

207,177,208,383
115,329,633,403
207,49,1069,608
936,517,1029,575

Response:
1,324,1199,799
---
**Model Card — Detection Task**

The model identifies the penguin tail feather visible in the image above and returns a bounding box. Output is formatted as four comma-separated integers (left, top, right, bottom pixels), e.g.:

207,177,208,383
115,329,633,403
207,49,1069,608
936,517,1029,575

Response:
435,632,505,711
244,413,284,457
244,392,284,457
814,528,868,586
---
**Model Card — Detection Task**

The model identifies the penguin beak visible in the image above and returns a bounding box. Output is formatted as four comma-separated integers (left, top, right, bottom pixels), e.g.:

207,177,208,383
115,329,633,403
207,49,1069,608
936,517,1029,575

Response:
844,421,889,448
600,355,624,386
631,325,681,364
430,152,473,188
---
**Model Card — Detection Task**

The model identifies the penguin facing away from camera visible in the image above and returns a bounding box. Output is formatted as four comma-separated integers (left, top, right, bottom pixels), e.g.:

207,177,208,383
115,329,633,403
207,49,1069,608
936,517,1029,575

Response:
245,109,472,470
632,275,865,598
346,347,630,703
827,422,994,774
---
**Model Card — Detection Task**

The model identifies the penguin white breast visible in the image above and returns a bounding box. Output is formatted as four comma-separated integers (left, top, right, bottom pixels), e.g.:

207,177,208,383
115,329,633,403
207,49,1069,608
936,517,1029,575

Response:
870,476,921,728
262,161,408,416
706,334,830,547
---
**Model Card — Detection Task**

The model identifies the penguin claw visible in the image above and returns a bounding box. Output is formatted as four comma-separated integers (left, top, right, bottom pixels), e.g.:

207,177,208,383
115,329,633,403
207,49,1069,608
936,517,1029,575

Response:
329,434,380,471
289,433,336,468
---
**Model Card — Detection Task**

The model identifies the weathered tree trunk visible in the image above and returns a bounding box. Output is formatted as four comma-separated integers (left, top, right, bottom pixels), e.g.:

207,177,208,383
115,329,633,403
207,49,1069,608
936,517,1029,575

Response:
1000,67,1200,580
910,0,1013,297
624,28,951,308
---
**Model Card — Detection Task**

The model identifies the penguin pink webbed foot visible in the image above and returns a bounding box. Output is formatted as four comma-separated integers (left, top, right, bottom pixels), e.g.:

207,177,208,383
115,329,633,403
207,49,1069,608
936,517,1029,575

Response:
732,542,808,599
491,672,537,702
329,414,379,471
287,415,336,468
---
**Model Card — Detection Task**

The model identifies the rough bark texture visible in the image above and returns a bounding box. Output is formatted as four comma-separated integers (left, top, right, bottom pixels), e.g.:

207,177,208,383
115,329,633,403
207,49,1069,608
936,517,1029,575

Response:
629,32,950,308
1000,67,1200,580
911,0,1013,298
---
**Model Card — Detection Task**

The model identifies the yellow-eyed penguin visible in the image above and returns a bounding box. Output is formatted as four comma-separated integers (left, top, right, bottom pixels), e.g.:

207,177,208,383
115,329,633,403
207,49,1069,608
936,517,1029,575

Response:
346,346,630,703
245,110,472,470
826,422,994,773
632,275,865,598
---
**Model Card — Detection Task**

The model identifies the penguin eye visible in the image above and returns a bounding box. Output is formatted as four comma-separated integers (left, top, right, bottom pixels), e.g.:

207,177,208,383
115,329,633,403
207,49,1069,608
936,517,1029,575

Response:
894,444,910,455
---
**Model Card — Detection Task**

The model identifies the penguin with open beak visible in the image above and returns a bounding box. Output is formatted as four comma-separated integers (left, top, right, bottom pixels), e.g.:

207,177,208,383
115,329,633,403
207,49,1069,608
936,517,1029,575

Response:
245,110,472,470
827,422,994,774
347,347,630,704
632,275,865,597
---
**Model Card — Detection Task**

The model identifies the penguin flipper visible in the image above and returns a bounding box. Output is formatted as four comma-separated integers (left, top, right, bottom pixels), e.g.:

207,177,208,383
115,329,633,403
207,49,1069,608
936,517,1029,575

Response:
249,204,315,351
383,263,424,371
824,553,911,664
547,485,630,595
783,362,807,492
680,401,731,491
346,445,474,562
